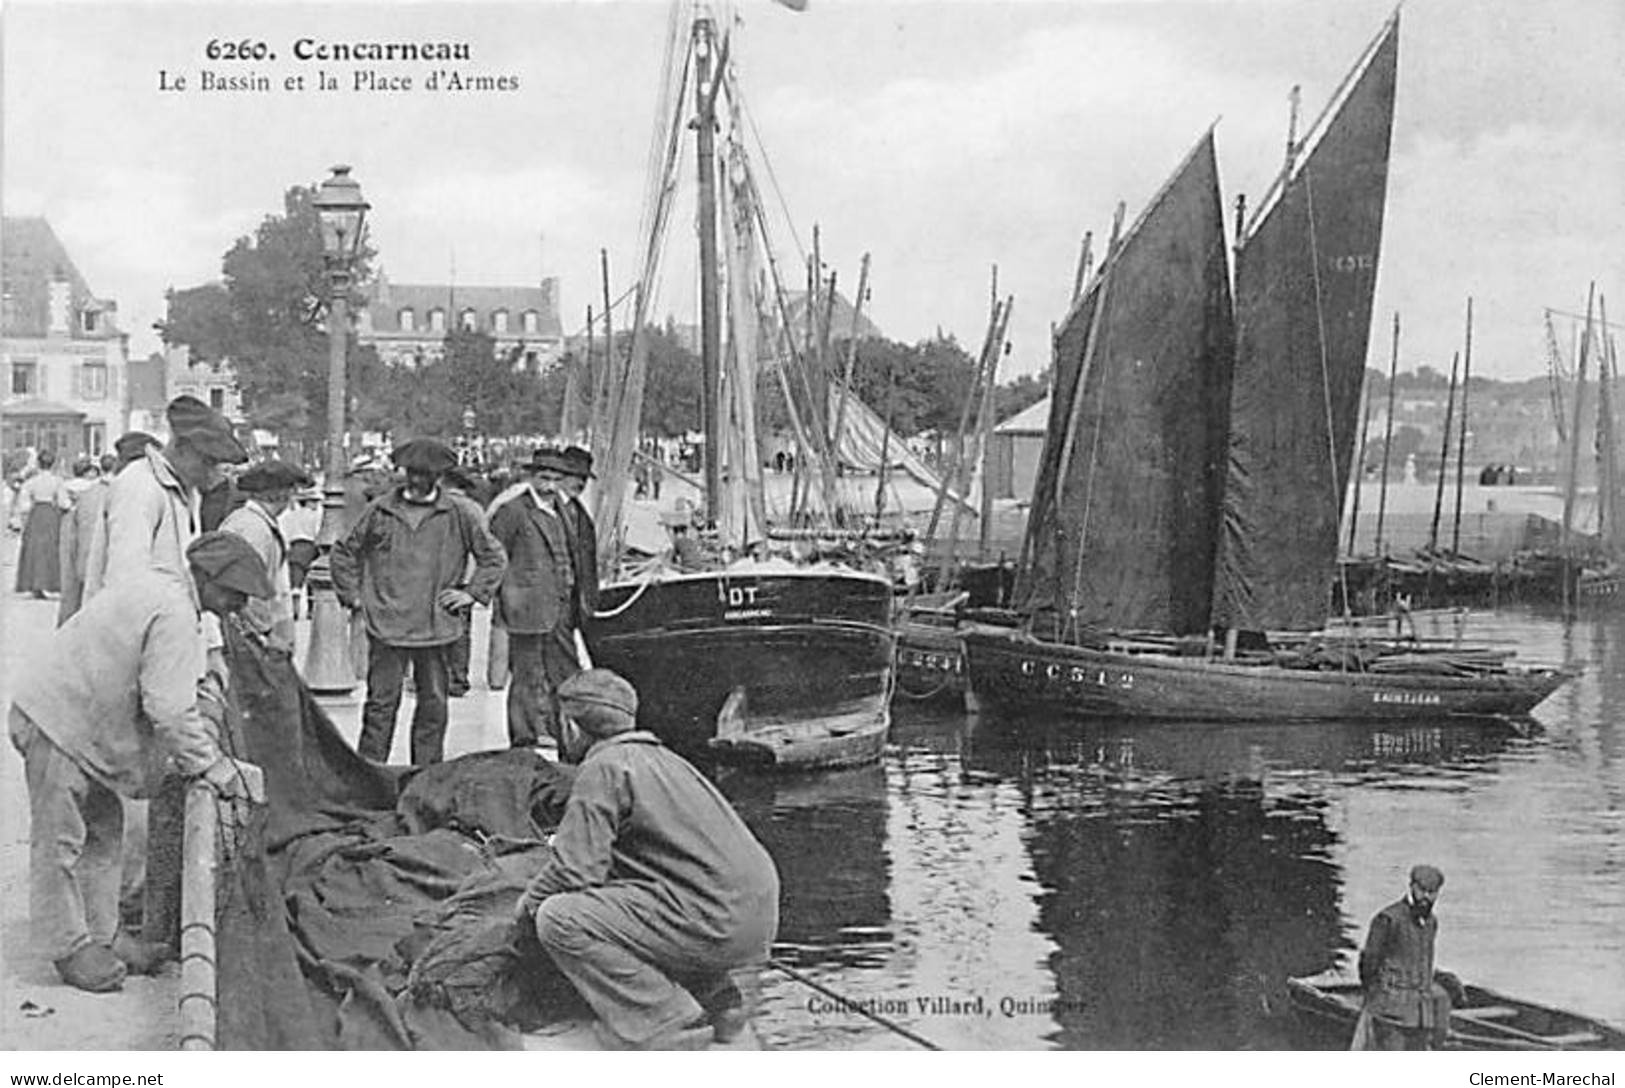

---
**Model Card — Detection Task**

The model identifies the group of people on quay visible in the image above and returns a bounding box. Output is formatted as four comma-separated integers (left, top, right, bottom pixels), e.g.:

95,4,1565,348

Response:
5,394,779,1049
4,395,1469,1051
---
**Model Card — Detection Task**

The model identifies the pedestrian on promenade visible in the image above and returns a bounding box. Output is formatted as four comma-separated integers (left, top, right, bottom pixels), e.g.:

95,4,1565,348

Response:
330,438,505,765
13,450,64,598
220,459,313,653
1355,863,1460,1049
60,435,158,625
514,669,780,1050
489,447,580,748
54,456,104,621
8,532,270,993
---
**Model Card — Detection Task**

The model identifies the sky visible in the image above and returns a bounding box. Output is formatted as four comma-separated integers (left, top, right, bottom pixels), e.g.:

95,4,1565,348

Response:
3,0,1622,385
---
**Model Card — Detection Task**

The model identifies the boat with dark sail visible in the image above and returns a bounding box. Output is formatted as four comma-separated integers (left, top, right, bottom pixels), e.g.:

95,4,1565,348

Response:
582,9,894,770
963,13,1572,722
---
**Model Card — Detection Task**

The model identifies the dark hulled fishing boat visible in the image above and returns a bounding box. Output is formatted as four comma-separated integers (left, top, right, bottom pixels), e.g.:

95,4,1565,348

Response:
589,566,894,767
582,10,894,770
963,14,1573,722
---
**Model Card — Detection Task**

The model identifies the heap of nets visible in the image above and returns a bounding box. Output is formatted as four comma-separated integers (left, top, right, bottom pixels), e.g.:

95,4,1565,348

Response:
211,622,588,1049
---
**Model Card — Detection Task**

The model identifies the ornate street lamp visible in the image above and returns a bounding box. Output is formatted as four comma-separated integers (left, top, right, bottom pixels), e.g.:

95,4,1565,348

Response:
304,165,370,695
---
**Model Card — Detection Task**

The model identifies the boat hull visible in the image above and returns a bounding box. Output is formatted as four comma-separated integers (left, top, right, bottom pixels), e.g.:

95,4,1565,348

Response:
962,628,1569,722
585,569,895,769
1287,974,1625,1051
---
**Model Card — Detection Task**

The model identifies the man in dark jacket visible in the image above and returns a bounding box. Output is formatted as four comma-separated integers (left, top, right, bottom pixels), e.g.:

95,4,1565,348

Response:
331,438,506,765
1357,864,1455,1049
559,445,600,624
489,447,580,747
515,669,780,1050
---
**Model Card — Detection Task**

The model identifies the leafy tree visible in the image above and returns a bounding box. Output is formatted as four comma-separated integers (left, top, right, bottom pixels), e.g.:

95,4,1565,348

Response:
639,324,703,437
994,370,1049,424
157,183,377,449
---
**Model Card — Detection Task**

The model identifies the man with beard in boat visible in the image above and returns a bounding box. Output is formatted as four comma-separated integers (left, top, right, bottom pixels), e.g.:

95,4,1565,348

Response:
514,669,780,1050
1355,864,1462,1049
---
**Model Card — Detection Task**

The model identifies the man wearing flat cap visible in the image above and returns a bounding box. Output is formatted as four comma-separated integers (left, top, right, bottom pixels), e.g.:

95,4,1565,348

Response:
1356,864,1458,1049
220,459,313,653
9,532,269,993
515,668,780,1050
85,397,248,608
331,437,506,764
489,446,582,748
81,400,248,946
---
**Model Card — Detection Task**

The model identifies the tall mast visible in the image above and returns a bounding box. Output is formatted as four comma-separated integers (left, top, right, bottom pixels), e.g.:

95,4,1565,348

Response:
1374,313,1400,554
1427,351,1459,554
694,15,723,523
1561,283,1596,543
1451,297,1473,555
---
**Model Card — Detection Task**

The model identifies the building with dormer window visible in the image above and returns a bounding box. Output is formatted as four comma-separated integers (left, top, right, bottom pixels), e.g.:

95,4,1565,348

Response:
360,270,563,372
1,217,131,461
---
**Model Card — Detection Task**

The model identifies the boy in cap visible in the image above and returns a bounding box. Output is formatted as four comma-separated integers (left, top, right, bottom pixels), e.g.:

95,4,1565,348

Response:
8,532,269,993
331,438,506,764
1356,864,1458,1049
515,668,780,1050
220,459,314,653
489,446,581,747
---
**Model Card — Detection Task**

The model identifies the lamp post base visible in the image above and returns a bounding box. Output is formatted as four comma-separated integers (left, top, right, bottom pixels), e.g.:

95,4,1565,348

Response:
302,555,358,696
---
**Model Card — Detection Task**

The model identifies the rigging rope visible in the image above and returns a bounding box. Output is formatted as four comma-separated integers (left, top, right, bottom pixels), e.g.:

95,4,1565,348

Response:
1301,168,1358,644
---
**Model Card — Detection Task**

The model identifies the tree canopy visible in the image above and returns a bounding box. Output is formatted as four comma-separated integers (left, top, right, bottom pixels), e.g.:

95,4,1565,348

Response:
157,183,378,448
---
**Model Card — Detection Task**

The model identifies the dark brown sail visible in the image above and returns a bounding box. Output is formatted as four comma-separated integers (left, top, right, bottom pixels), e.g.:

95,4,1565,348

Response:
1215,16,1399,632
1018,132,1235,635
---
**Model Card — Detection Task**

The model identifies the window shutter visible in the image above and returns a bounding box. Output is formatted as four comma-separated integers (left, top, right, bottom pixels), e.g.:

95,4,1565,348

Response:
73,363,84,399
36,362,46,398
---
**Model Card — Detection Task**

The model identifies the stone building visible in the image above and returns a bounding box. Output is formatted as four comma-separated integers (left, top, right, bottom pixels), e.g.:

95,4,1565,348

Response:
359,271,564,371
1,217,130,461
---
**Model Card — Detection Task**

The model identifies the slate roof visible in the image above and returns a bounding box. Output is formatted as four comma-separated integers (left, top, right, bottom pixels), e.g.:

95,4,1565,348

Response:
1,217,121,338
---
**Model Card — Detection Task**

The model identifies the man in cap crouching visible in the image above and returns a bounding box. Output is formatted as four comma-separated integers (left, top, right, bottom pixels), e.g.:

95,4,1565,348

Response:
8,532,270,993
1356,863,1459,1049
331,438,506,765
515,669,780,1050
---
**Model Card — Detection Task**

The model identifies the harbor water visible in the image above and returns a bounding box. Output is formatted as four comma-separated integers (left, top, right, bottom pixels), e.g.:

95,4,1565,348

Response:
725,605,1625,1049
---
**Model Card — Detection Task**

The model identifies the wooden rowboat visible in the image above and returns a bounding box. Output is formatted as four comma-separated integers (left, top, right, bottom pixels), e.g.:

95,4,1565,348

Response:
1287,972,1625,1050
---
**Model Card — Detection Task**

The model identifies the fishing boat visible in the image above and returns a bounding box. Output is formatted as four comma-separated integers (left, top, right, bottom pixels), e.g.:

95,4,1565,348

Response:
963,13,1573,722
581,8,895,770
1287,972,1625,1051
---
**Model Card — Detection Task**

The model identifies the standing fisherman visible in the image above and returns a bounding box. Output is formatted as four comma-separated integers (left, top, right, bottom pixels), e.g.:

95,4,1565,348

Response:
331,438,505,765
489,447,580,747
8,533,270,992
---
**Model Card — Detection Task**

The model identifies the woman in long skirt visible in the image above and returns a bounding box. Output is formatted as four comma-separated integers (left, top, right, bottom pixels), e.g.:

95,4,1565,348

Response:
13,451,65,597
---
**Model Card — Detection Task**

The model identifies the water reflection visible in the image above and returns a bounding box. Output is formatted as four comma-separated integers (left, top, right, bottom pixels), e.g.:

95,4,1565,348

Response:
711,606,1624,1048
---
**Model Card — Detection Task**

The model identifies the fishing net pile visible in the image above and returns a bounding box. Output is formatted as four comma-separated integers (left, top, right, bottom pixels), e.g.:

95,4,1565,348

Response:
210,623,588,1049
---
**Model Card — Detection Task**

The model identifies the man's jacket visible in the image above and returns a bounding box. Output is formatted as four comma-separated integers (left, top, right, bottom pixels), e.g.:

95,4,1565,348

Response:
1359,898,1448,1029
331,486,506,647
489,489,576,636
